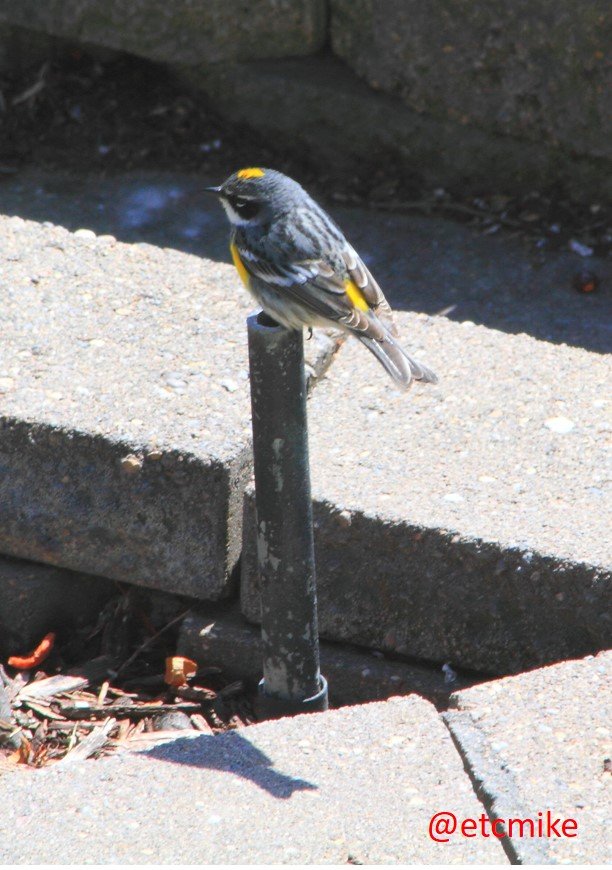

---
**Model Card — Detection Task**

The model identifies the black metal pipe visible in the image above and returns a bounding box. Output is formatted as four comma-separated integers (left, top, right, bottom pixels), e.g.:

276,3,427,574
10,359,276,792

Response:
247,311,328,717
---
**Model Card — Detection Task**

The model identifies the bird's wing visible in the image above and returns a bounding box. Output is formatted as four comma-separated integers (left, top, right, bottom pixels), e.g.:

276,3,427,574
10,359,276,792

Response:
234,237,391,340
341,243,397,333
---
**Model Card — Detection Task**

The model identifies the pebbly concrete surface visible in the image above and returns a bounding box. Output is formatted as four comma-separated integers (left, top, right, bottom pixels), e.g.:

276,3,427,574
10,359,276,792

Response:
242,313,611,673
1,169,610,354
0,696,506,864
179,605,475,709
445,650,612,865
0,554,115,659
0,215,337,598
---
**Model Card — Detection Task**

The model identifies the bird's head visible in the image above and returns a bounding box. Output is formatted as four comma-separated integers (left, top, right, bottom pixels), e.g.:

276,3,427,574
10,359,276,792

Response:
205,167,303,227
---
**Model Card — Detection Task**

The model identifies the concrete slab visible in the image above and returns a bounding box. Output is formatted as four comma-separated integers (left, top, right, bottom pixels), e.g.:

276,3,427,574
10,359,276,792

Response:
0,696,506,864
0,1,326,66
179,606,475,709
331,1,611,163
2,169,609,354
189,55,611,202
0,215,336,598
445,650,612,865
0,555,114,659
242,313,611,673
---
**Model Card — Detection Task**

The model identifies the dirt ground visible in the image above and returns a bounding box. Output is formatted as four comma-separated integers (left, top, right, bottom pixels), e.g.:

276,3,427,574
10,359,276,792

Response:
0,45,610,259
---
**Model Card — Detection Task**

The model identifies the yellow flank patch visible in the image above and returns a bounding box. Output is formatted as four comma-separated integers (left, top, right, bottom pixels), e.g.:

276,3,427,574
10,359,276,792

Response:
230,241,250,288
344,278,369,311
237,167,265,179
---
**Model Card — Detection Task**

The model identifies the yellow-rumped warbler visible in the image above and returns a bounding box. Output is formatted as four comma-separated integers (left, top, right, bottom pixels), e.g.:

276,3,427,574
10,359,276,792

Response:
206,167,438,390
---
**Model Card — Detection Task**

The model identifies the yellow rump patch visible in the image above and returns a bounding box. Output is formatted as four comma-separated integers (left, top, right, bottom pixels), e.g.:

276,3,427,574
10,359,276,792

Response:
344,278,369,311
230,241,250,288
237,167,265,180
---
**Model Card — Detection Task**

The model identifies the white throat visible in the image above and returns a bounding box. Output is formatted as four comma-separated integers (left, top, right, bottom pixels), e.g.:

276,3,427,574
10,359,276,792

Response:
220,198,251,226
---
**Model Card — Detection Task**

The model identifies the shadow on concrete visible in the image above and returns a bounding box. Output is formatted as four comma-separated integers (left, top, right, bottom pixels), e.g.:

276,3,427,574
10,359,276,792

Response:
144,730,318,799
1,169,610,354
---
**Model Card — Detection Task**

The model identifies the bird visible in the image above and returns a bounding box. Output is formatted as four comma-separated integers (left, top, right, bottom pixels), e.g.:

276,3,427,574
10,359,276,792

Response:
206,167,438,390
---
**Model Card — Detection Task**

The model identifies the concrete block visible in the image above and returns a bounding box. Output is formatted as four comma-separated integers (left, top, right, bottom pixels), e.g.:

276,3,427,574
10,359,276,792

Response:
179,606,475,708
242,313,611,673
0,554,114,660
331,0,612,163
0,696,506,863
0,1,326,66
445,651,612,864
185,55,611,202
0,216,257,597
0,216,335,598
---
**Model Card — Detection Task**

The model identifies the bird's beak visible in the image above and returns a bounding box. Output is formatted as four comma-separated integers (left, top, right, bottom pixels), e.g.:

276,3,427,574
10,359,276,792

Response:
203,185,222,195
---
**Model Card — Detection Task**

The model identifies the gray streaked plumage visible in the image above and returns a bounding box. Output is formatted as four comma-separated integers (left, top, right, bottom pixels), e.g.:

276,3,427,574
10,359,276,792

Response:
209,168,438,390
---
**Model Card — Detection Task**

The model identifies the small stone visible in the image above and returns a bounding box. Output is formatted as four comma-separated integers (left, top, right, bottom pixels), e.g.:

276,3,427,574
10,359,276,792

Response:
442,663,457,684
163,373,187,389
443,492,464,503
572,269,599,294
544,416,575,434
120,454,143,474
220,378,238,393
0,377,14,391
569,239,593,257
153,711,194,731
337,509,352,527
74,228,96,240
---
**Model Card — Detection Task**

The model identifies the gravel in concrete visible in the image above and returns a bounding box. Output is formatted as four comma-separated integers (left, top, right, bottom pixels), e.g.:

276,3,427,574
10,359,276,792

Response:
242,312,611,672
0,215,336,597
445,650,612,865
0,696,506,864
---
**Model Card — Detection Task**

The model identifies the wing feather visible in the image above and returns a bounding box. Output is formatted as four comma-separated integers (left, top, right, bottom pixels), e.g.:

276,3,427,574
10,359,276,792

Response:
233,237,388,339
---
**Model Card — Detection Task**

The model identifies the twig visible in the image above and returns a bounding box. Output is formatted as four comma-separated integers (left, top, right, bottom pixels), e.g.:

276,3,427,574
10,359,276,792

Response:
114,608,192,677
11,62,49,107
218,680,244,700
22,699,67,721
60,701,201,720
97,680,110,706
57,717,117,765
175,684,217,703
17,656,116,701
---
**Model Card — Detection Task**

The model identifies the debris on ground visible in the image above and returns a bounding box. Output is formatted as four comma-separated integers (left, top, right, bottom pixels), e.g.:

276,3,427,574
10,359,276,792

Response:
0,587,255,769
0,47,609,260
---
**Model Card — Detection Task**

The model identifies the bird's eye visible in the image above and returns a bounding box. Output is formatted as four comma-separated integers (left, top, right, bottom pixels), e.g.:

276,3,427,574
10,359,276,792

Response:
232,198,261,220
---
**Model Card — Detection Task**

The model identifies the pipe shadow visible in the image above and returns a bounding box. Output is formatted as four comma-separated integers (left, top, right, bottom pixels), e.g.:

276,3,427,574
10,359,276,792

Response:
142,730,318,800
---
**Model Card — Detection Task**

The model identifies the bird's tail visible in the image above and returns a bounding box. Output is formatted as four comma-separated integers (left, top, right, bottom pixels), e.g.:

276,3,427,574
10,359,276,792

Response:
358,334,438,390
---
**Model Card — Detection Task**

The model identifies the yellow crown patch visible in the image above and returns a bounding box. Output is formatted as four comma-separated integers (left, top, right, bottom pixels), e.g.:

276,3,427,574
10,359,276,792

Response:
237,167,265,180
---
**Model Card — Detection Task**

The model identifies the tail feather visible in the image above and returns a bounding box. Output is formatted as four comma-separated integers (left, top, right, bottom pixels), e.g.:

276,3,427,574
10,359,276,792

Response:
358,334,438,390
